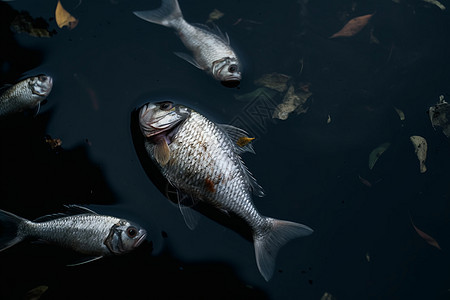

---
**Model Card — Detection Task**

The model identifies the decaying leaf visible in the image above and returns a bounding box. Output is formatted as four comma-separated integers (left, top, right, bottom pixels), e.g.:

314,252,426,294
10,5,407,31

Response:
10,11,55,38
394,107,405,121
44,136,62,149
236,136,255,147
25,285,48,300
330,13,375,38
428,95,450,137
254,73,291,93
321,292,336,300
272,84,311,120
207,9,224,23
423,0,446,10
55,0,78,29
410,135,427,173
411,218,441,250
368,142,390,170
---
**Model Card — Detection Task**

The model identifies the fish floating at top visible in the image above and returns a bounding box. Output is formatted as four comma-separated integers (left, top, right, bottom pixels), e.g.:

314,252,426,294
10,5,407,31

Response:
134,0,242,88
0,205,147,264
138,101,313,281
0,74,53,117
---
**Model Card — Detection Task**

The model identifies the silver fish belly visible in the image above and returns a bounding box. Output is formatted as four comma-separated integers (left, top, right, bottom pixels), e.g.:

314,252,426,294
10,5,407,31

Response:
0,75,53,117
139,102,313,281
134,0,242,87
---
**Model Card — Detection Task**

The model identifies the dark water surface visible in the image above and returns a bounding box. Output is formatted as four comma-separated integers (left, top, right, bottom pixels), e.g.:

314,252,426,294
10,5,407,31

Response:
1,0,450,299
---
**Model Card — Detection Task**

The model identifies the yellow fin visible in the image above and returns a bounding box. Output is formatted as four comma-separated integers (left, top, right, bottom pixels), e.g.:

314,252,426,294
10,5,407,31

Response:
154,139,170,166
236,136,255,147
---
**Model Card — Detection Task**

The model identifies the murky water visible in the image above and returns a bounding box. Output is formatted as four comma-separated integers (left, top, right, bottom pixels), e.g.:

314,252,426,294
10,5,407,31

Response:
1,0,450,299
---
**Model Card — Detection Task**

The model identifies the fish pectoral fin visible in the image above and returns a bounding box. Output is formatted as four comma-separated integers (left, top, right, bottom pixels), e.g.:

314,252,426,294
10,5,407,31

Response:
154,138,171,166
176,191,199,230
174,52,203,69
66,256,104,267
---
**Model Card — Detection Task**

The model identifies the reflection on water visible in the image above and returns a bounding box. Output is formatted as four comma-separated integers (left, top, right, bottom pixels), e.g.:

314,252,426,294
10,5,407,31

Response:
1,0,450,299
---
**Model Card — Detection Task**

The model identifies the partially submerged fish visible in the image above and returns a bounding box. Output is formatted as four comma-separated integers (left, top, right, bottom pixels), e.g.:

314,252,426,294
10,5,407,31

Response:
134,0,242,87
0,205,147,264
139,101,313,281
0,74,53,117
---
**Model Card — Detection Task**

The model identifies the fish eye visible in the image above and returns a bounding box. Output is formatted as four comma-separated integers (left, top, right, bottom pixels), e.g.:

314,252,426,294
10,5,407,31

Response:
228,65,238,73
160,102,173,111
126,226,138,238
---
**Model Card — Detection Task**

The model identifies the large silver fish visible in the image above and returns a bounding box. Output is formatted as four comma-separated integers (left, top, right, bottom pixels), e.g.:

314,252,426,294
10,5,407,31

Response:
134,0,242,87
139,101,313,281
0,205,147,263
0,75,53,117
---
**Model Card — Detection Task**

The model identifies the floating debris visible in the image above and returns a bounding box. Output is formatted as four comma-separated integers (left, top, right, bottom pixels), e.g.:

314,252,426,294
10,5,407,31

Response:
24,285,49,300
410,136,427,173
423,0,446,10
44,135,62,150
272,84,311,120
321,292,337,300
236,136,255,147
55,0,79,29
254,73,291,93
207,9,224,23
411,217,441,250
10,11,55,37
368,142,390,170
365,252,371,262
327,114,331,124
330,13,375,38
394,107,405,121
428,95,450,138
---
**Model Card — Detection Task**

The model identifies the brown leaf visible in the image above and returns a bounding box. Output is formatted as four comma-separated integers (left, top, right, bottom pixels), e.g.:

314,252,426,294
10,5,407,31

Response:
236,136,255,147
330,13,374,38
55,0,78,30
411,218,441,250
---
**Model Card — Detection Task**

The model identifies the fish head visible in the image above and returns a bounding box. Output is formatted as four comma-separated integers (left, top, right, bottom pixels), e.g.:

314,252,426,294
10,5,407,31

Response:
29,75,53,98
104,220,147,255
139,101,191,138
212,57,241,88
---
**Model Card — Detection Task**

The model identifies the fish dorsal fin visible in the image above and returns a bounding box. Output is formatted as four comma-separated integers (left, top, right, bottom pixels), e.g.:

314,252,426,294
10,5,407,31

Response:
33,205,97,222
218,124,256,154
154,138,171,166
173,52,203,69
217,124,265,197
193,22,230,45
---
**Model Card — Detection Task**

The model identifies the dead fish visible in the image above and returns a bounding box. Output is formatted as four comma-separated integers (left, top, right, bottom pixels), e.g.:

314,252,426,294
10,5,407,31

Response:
134,0,242,87
139,101,313,281
0,75,53,117
0,205,147,264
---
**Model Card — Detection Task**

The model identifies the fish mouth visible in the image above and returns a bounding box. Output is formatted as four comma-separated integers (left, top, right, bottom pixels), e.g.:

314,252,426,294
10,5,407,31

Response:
221,78,241,88
133,230,147,248
32,75,53,96
139,103,185,138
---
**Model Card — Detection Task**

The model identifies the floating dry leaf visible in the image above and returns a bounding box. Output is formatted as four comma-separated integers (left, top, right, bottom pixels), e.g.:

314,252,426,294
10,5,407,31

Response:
44,136,62,149
55,0,78,29
411,218,441,250
236,136,255,147
272,84,311,120
423,0,446,10
10,11,55,37
321,292,336,300
25,285,48,300
428,95,450,137
410,135,427,173
394,107,405,121
368,142,390,170
207,9,224,23
254,73,291,93
330,13,374,38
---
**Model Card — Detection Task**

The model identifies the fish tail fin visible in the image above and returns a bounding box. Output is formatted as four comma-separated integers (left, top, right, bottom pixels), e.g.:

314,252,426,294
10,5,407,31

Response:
0,209,27,252
133,0,183,28
254,218,313,281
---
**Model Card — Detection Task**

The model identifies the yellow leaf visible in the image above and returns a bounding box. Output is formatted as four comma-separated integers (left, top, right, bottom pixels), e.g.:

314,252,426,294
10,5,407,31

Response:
55,0,78,30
